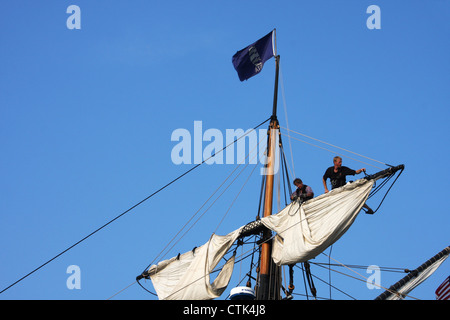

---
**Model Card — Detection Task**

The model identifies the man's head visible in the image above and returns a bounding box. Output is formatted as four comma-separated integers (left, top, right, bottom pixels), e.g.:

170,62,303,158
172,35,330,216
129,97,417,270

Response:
333,156,342,168
293,178,303,188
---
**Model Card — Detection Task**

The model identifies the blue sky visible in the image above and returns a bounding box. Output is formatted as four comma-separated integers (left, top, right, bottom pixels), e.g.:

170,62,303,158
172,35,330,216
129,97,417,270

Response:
1,0,449,300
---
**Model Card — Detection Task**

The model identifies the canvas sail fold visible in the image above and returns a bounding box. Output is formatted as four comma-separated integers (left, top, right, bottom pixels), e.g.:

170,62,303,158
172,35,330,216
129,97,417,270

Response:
147,178,376,299
261,178,374,265
148,227,243,300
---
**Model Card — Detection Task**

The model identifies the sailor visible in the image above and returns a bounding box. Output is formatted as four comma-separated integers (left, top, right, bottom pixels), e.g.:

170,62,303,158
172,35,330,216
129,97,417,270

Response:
322,156,374,214
290,178,314,202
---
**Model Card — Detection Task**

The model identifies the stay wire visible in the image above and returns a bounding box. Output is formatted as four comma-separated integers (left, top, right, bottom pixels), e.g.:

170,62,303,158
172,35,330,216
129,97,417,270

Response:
320,251,420,300
143,129,264,273
279,65,296,178
281,126,388,168
310,262,409,274
281,132,383,170
295,263,356,300
0,117,271,295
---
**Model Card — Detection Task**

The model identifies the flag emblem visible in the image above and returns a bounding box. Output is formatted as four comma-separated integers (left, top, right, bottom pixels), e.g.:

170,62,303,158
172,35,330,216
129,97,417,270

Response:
232,30,275,81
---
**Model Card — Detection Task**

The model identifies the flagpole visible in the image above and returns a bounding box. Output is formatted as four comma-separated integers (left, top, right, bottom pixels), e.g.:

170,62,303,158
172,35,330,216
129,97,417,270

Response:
231,29,282,299
272,55,280,118
271,28,279,118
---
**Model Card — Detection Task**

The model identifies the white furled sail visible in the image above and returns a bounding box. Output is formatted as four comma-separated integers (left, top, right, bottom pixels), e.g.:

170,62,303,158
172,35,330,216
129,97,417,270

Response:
261,178,374,265
144,166,403,300
148,227,243,300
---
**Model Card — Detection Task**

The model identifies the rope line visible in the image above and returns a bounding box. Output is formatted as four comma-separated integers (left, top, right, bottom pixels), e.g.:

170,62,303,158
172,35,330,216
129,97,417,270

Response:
279,66,296,178
320,251,420,300
142,133,266,274
0,117,270,295
281,127,388,169
143,131,264,272
281,132,384,169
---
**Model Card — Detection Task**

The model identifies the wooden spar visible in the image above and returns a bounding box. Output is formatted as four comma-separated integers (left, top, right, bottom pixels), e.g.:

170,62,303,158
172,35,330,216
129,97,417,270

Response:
257,55,281,300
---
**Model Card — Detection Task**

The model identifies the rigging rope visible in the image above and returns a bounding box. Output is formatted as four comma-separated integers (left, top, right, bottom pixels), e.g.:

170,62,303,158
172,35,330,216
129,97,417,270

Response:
0,117,271,296
296,263,357,300
279,66,296,178
320,251,420,300
310,262,410,274
281,132,384,170
281,126,389,168
142,127,266,274
213,136,264,234
367,166,404,214
134,125,403,300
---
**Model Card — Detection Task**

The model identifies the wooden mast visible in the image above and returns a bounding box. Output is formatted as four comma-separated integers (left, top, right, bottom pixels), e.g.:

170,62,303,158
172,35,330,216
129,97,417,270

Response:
257,54,281,300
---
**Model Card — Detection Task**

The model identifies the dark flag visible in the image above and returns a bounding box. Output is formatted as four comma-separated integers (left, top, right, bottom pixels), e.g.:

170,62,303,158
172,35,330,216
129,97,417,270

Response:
232,30,275,81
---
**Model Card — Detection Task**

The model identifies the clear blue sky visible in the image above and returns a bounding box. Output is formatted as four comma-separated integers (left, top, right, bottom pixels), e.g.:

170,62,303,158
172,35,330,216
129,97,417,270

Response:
1,0,448,300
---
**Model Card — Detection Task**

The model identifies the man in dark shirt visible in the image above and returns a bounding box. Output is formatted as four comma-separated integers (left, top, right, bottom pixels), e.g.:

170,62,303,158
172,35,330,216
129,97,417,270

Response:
290,178,314,202
322,156,366,192
322,156,374,214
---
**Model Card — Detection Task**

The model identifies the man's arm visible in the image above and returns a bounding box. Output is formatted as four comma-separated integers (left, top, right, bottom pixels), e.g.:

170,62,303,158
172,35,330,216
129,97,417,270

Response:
306,186,314,198
322,177,329,193
290,191,296,200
